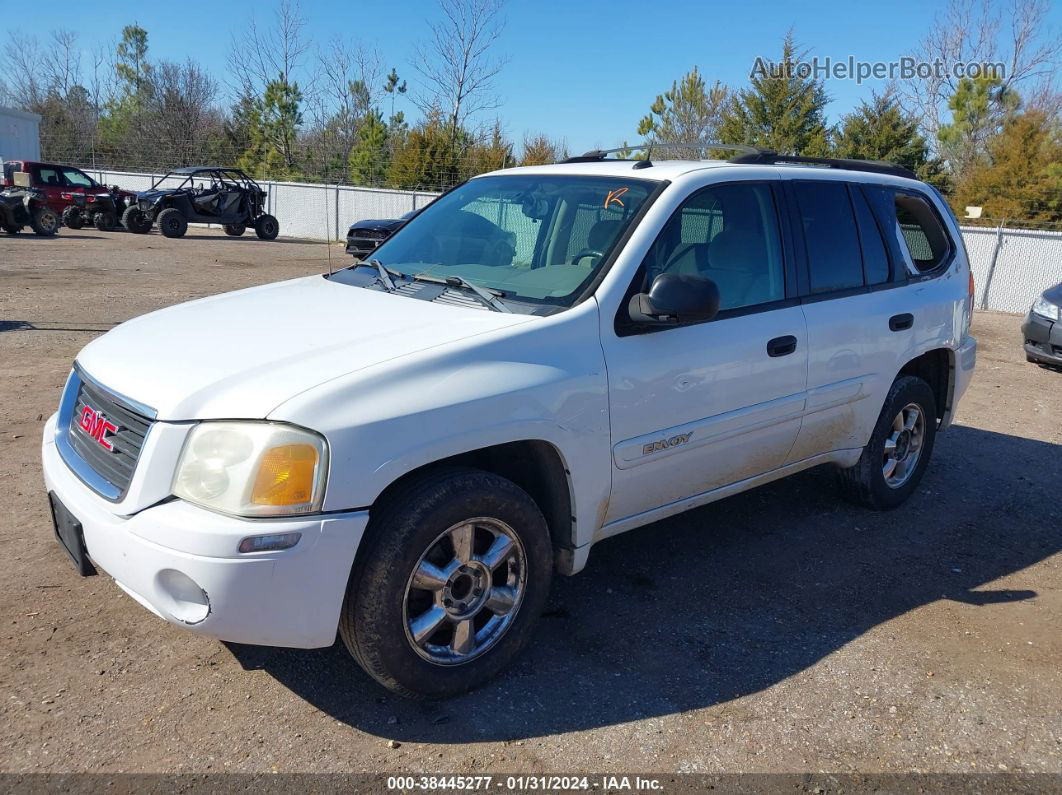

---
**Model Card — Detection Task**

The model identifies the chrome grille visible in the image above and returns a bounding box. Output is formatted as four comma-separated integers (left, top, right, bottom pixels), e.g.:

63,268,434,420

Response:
57,367,155,500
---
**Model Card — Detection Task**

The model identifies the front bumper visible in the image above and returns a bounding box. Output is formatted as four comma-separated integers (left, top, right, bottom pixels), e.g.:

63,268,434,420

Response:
345,238,383,258
1022,311,1062,366
42,414,368,648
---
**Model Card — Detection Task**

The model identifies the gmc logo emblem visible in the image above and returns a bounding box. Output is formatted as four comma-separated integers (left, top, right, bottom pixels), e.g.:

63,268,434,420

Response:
78,405,118,451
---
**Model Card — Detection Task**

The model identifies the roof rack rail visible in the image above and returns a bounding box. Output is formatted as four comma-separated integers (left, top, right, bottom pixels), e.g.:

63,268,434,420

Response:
558,143,918,180
727,151,917,180
561,142,763,164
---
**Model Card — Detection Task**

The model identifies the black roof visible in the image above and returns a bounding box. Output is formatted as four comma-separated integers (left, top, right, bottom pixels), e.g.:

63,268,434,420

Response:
170,166,243,175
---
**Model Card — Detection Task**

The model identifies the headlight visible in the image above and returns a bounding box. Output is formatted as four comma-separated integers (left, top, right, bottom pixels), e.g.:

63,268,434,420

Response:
1031,296,1060,322
173,422,328,517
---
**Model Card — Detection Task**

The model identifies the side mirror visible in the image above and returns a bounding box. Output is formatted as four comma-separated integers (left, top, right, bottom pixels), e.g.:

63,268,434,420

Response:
628,272,721,326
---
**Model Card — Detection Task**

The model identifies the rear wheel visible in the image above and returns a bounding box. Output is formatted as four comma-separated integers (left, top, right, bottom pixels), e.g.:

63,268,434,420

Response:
254,213,279,240
122,206,152,234
31,207,59,236
61,206,83,229
837,375,937,510
94,211,117,231
340,467,553,699
157,207,188,238
223,223,246,236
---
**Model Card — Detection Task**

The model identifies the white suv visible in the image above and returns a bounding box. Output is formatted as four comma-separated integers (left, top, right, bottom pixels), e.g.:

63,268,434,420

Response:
42,147,977,698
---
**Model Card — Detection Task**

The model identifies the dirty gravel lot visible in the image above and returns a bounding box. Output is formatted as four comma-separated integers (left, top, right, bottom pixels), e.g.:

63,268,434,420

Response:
0,228,1059,775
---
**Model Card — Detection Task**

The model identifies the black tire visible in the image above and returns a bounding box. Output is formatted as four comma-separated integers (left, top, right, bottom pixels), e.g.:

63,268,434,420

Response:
837,375,937,510
254,213,279,240
223,223,246,237
157,207,188,238
340,467,553,699
122,205,152,234
61,206,83,230
94,211,117,231
30,207,59,236
3,224,20,235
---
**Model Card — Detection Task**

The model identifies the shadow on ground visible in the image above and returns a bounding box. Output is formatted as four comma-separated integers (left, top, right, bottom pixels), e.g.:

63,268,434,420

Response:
226,424,1060,742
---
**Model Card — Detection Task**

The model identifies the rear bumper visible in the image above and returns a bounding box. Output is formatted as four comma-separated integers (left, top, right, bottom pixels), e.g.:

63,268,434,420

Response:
944,335,977,429
42,414,368,648
1022,312,1062,366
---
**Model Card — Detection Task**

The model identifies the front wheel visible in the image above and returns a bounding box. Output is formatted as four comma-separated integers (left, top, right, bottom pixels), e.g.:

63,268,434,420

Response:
157,207,188,238
836,375,937,510
340,467,553,699
122,206,152,234
254,213,279,240
31,207,59,236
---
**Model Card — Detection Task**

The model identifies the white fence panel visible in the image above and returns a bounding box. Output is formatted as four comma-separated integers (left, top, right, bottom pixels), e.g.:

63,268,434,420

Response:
79,169,1062,314
960,225,1062,314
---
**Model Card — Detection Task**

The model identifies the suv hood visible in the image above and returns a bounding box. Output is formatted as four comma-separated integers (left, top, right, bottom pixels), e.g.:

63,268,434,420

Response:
76,275,533,420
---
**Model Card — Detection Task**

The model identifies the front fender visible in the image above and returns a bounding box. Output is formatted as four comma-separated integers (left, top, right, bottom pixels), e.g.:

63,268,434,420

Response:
269,301,612,548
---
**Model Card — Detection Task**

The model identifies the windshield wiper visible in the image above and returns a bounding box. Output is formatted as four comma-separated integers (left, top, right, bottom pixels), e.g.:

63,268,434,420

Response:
367,259,404,292
412,272,511,313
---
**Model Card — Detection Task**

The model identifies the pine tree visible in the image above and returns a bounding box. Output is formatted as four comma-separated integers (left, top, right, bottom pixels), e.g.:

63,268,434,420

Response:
834,93,946,187
348,109,389,186
718,33,830,156
636,67,728,158
938,76,1020,181
238,76,303,179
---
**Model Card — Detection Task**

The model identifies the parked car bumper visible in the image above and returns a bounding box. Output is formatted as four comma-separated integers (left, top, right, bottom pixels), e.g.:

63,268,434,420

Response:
345,236,385,259
42,413,368,648
1022,311,1062,366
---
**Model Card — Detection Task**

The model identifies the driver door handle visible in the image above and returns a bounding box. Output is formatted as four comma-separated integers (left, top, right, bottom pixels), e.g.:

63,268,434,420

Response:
767,335,798,357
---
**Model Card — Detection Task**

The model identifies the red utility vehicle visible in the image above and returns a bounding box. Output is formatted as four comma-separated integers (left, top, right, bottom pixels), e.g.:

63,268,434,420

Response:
1,160,136,229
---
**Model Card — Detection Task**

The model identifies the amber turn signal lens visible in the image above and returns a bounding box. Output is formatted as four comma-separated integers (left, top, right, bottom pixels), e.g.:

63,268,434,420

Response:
250,444,319,507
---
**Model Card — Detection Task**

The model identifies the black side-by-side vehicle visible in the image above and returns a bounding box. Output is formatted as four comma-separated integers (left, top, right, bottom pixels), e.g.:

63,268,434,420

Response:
123,166,279,240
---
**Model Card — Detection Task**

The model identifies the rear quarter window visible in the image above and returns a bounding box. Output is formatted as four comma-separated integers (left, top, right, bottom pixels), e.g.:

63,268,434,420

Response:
894,194,952,273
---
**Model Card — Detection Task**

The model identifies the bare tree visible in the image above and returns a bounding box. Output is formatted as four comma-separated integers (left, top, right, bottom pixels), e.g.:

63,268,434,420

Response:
143,60,221,165
227,0,309,94
895,0,1062,143
413,0,509,148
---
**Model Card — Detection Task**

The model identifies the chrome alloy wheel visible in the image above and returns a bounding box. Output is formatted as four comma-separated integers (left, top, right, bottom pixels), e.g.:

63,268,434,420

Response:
883,402,926,488
403,518,527,665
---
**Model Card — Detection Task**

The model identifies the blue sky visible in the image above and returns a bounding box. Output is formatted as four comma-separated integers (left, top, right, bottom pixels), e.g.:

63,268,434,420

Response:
11,0,1062,153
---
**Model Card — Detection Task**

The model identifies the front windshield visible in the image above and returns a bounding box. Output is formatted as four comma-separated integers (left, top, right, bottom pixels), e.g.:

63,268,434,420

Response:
367,174,657,308
61,168,96,188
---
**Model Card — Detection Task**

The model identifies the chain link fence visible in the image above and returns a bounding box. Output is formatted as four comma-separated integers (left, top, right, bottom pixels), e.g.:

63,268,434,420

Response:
961,224,1062,314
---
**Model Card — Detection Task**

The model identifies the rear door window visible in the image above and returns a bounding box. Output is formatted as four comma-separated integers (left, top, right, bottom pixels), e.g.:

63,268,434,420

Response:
34,166,63,187
793,182,863,294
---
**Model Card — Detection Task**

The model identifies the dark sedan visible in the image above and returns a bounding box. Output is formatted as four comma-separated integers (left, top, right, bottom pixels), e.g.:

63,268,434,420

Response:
345,210,416,260
1022,282,1062,368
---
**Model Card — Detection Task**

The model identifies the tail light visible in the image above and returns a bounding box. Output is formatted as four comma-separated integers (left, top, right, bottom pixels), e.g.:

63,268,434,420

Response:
968,271,975,300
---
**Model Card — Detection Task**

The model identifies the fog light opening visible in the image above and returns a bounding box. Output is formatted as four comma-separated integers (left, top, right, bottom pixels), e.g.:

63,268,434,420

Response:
155,569,210,625
237,531,302,554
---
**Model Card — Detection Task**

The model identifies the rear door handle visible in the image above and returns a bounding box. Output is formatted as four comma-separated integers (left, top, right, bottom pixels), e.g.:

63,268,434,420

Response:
889,313,914,331
767,335,798,357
